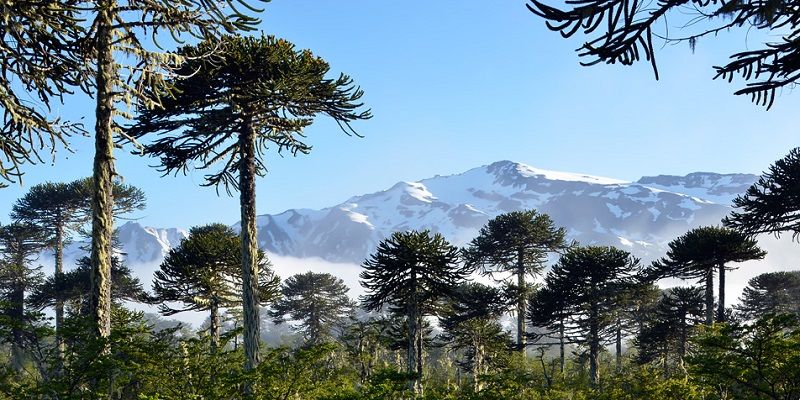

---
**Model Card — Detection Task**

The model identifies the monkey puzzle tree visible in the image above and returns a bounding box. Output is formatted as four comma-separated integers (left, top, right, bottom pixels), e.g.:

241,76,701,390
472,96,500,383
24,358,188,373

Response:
360,230,468,395
127,34,370,370
464,210,568,354
11,181,86,362
271,272,354,346
0,2,85,186
725,148,800,239
650,226,765,323
528,283,573,374
737,271,800,320
0,223,48,371
636,287,705,375
31,0,266,352
153,224,279,352
439,283,511,392
527,0,800,108
543,245,640,386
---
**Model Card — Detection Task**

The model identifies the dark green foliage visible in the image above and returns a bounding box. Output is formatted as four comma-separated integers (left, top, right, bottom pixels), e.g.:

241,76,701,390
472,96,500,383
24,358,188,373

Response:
543,245,641,385
361,230,467,394
737,271,800,320
0,1,85,185
464,210,568,352
527,0,800,108
725,148,800,239
689,314,800,400
127,34,371,192
271,272,354,345
152,224,280,350
28,256,150,315
439,283,511,390
636,287,705,374
648,226,766,323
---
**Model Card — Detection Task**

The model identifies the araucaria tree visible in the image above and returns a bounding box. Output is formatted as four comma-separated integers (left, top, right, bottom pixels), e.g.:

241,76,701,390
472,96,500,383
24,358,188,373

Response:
11,181,86,361
34,0,266,347
543,245,640,386
725,148,800,238
360,230,468,395
439,283,510,392
464,210,567,354
527,0,800,108
636,287,705,375
127,34,370,370
0,223,48,371
650,226,765,323
152,224,279,352
0,2,84,186
271,272,354,346
737,271,800,320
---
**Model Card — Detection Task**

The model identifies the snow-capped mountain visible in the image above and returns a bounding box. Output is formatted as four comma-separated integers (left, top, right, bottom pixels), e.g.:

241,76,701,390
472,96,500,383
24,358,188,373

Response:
252,161,756,264
76,161,756,269
49,222,188,270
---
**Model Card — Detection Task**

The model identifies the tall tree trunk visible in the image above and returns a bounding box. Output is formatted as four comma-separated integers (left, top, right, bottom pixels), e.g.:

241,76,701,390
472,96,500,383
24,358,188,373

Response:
516,249,526,354
416,313,424,396
615,317,622,372
704,268,714,325
54,222,65,367
589,318,599,387
717,263,726,323
559,323,565,374
678,315,687,374
473,339,484,392
91,0,116,342
209,300,220,353
10,284,25,372
238,120,261,377
407,305,418,394
588,302,601,386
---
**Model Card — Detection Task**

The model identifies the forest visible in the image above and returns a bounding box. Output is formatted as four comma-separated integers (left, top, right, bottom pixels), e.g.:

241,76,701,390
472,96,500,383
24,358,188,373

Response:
1,0,799,399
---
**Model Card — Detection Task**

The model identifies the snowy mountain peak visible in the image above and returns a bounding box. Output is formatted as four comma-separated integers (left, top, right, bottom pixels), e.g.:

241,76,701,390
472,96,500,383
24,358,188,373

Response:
636,172,757,205
487,160,629,186
116,221,188,264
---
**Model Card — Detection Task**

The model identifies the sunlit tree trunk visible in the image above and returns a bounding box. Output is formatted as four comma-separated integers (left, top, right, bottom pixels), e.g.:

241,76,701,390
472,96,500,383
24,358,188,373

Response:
54,222,65,366
90,0,116,343
704,268,714,325
238,119,261,378
717,263,726,322
588,306,600,386
210,299,220,353
516,249,526,354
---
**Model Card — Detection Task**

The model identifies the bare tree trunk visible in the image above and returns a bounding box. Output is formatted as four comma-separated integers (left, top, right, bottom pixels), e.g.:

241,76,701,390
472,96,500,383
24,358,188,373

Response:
678,315,687,374
615,317,622,372
10,285,25,372
717,263,726,323
416,314,424,396
559,323,565,374
589,309,600,386
238,120,261,380
209,300,220,353
407,307,418,394
704,268,714,325
517,249,526,354
91,0,116,343
54,222,65,368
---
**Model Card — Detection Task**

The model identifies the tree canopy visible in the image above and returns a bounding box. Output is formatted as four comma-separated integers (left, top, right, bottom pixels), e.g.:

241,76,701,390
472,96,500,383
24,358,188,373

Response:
527,0,800,108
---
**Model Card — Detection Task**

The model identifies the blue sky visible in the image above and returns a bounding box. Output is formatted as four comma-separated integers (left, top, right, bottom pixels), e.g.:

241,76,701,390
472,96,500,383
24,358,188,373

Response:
0,0,797,229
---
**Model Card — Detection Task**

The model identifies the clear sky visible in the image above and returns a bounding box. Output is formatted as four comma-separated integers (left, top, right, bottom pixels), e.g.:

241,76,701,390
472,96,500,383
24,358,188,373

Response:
0,0,797,229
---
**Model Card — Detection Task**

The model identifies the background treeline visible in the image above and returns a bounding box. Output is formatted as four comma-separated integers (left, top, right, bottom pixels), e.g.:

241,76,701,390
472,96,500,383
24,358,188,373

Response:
1,149,799,399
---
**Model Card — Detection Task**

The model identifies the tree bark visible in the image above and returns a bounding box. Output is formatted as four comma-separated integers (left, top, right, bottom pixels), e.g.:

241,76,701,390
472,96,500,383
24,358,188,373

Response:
10,284,25,372
704,268,714,325
615,317,622,372
717,263,726,323
559,323,565,374
54,222,65,367
589,303,600,387
516,249,526,354
407,305,418,393
238,120,261,377
91,0,116,343
209,300,220,353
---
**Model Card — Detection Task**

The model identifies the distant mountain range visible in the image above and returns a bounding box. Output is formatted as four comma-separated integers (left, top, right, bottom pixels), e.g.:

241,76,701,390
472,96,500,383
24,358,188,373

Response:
90,160,756,268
